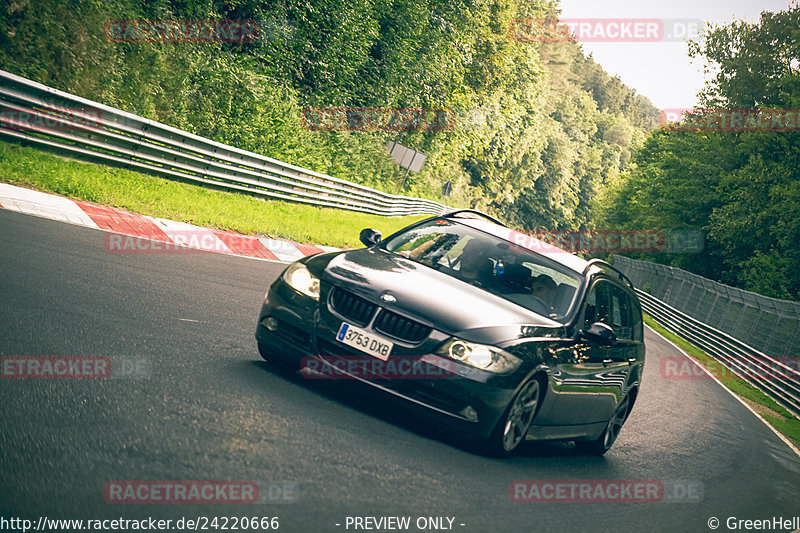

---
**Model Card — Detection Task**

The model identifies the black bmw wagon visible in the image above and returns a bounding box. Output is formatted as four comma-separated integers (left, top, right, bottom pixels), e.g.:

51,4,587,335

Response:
256,210,645,456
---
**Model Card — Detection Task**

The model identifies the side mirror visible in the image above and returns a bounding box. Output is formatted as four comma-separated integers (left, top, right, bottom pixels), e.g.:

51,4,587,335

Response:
580,322,617,346
359,228,382,247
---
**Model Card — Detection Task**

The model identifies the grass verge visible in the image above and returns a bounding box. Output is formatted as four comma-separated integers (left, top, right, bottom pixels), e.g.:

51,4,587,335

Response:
645,313,800,450
0,141,427,248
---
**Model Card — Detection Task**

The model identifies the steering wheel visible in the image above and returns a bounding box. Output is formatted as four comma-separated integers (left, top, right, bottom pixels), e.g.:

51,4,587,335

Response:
505,293,550,316
527,295,549,315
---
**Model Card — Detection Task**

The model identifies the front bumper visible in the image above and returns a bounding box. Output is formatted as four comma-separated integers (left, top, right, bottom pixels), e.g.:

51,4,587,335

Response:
255,278,525,441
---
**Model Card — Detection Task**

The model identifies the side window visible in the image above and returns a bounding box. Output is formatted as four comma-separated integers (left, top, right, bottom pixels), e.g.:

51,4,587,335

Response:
583,281,612,330
610,285,634,340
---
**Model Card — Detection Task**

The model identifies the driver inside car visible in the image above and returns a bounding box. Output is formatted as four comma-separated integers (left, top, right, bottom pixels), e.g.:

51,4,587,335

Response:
530,274,558,317
455,238,495,288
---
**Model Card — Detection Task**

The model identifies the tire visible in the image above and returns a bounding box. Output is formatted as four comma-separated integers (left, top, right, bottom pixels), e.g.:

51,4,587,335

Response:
257,342,273,362
575,394,631,456
484,377,542,457
258,342,303,373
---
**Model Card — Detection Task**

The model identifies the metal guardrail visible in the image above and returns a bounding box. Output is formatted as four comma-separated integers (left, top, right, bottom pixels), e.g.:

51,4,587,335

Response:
637,289,800,419
0,69,450,217
614,254,800,359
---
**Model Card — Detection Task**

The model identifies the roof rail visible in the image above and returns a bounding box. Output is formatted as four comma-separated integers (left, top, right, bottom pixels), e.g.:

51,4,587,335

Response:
583,258,634,289
442,209,507,227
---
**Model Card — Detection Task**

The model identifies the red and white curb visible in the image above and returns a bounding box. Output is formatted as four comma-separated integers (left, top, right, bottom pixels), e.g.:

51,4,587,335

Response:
0,183,341,261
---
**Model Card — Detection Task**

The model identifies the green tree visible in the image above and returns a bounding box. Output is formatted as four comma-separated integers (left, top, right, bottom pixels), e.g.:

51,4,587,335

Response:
602,4,800,299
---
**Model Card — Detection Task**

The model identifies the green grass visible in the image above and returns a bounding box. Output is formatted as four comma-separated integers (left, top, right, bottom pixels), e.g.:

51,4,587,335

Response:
0,141,427,248
645,313,800,449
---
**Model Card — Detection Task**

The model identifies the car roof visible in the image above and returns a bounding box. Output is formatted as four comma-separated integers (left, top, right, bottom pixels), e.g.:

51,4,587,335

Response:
451,217,590,274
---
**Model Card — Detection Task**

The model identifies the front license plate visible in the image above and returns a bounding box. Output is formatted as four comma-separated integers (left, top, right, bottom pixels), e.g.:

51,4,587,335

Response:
336,323,393,361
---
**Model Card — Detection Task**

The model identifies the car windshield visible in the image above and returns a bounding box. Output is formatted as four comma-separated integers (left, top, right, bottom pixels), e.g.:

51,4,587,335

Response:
383,219,582,320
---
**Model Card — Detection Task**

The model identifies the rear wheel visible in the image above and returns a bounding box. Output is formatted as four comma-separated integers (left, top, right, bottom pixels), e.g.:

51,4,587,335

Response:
575,394,631,456
485,378,542,457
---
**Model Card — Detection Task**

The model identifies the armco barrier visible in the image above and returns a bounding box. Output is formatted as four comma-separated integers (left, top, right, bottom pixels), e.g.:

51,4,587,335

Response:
0,69,450,217
613,256,800,419
613,255,800,359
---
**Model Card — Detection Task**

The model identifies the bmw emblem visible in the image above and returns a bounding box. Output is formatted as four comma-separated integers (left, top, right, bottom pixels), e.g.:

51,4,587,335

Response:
381,294,396,303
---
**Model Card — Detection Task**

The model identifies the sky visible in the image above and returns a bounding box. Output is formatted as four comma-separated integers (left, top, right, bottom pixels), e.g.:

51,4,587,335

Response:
556,0,795,111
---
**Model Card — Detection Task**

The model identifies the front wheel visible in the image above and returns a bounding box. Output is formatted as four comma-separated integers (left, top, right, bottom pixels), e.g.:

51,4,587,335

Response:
575,394,631,456
257,342,273,362
484,378,542,457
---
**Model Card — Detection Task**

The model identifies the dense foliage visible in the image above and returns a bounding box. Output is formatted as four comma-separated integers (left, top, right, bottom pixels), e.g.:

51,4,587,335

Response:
0,0,658,230
599,5,800,299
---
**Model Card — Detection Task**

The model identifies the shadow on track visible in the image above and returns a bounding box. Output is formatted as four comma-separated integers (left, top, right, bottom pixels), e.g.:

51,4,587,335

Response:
248,358,612,463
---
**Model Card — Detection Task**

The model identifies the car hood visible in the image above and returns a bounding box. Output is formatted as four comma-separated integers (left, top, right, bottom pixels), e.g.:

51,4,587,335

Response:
320,247,562,339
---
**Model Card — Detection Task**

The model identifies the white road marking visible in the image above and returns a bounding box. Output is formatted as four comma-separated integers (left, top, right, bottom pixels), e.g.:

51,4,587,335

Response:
0,183,99,229
646,323,800,459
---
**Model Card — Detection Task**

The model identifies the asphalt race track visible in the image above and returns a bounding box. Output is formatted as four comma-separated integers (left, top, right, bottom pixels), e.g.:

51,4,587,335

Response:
2,208,799,533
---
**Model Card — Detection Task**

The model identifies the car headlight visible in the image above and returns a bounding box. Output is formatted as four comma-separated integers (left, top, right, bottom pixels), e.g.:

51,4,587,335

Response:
436,339,521,374
283,262,320,300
